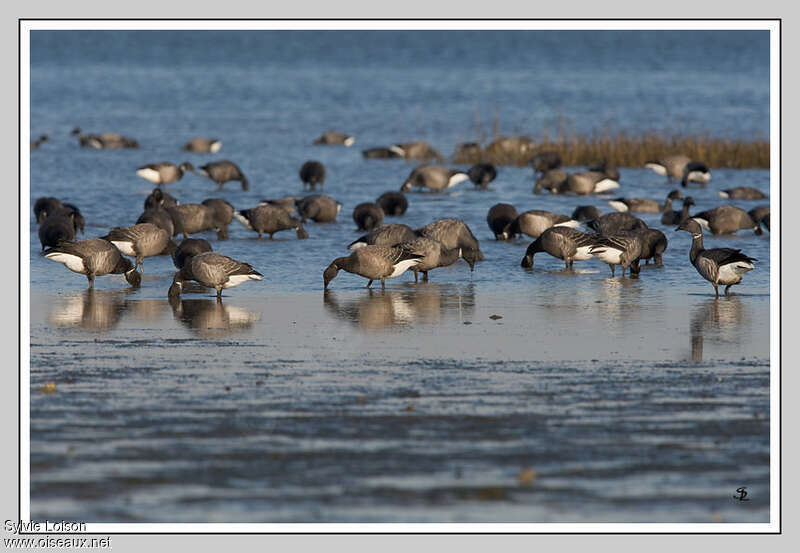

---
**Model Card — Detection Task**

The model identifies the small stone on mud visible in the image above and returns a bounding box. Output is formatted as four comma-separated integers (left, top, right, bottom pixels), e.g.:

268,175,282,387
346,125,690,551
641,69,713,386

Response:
463,321,472,325
40,382,57,394
518,467,538,486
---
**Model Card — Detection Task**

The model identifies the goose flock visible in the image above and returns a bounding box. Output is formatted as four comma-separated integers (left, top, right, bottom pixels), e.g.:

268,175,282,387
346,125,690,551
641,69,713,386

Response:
32,129,768,300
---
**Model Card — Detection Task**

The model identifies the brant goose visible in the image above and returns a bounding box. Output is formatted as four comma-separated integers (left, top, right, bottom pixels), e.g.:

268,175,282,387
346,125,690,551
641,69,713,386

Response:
571,205,602,222
102,223,173,271
30,135,49,150
589,233,643,277
644,154,692,178
691,206,761,235
313,131,354,146
376,191,408,216
44,238,140,288
296,195,341,223
415,218,484,266
259,196,300,214
681,161,712,186
530,151,563,175
136,162,194,187
748,206,770,232
181,137,222,153
168,252,262,299
661,197,695,226
484,136,536,164
362,146,406,159
635,228,669,266
503,210,579,239
71,127,139,149
137,206,177,238
395,141,445,162
676,219,756,297
564,170,620,195
398,237,471,282
233,204,309,239
352,202,385,231
299,160,326,189
38,211,76,250
401,165,469,192
144,188,179,210
587,212,648,235
349,224,417,250
719,187,767,200
487,203,519,240
172,238,213,269
521,227,597,270
533,167,569,194
608,190,682,214
468,163,497,189
588,160,621,181
201,198,235,240
172,204,229,239
323,245,424,289
33,198,85,233
197,160,249,191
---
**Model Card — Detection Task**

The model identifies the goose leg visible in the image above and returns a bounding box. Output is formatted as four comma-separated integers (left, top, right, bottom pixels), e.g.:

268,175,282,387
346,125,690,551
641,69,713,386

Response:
725,284,733,296
216,286,223,299
381,278,386,289
610,265,615,277
655,254,663,267
87,274,95,289
413,269,418,283
269,233,274,240
713,284,719,298
422,271,429,282
366,280,373,288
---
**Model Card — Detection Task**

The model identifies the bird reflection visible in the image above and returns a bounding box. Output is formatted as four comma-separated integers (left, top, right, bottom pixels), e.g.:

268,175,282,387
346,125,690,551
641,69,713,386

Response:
323,283,475,331
690,296,745,361
48,289,134,331
168,296,261,337
596,276,642,323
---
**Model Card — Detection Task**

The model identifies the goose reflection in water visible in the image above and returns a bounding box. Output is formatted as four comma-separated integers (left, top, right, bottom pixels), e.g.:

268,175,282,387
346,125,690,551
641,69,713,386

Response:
168,297,261,337
48,289,135,331
690,296,745,361
323,282,475,331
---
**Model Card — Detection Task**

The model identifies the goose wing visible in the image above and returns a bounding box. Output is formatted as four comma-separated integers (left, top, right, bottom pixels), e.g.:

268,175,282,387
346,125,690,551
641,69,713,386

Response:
701,248,757,266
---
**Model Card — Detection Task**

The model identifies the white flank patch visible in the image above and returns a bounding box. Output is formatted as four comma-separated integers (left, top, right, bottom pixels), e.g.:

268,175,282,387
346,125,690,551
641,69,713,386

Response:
718,191,729,199
344,137,355,147
591,248,623,265
555,219,581,228
574,246,595,260
348,241,367,250
692,217,711,231
210,141,222,153
233,212,253,230
336,204,342,215
44,252,86,274
88,138,103,149
389,145,406,156
111,241,136,257
608,200,629,212
686,171,711,183
447,173,469,188
388,258,421,278
718,262,754,284
223,274,262,289
136,168,161,184
594,179,620,193
645,163,667,176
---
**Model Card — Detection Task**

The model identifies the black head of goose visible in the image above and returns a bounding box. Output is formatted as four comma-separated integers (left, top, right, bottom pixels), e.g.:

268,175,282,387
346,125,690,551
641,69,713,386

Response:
676,219,756,298
586,212,648,236
661,196,695,226
533,167,569,194
362,146,405,159
313,131,355,147
348,223,416,250
397,237,468,282
588,160,621,182
34,197,63,223
748,206,770,233
38,210,77,250
44,238,140,288
197,160,249,191
233,204,308,240
588,232,643,277
102,223,172,272
719,187,767,200
323,245,424,290
299,160,326,189
530,151,563,175
172,238,213,270
352,202,385,231
181,137,222,153
30,135,49,150
487,203,519,240
144,188,179,210
521,226,597,270
681,161,712,186
691,205,760,236
168,252,262,299
503,210,579,239
415,218,484,265
375,191,408,216
644,154,691,179
401,164,469,193
137,206,176,238
295,194,341,223
60,203,85,234
468,163,497,189
571,205,602,222
201,198,235,240
136,162,195,186
608,190,683,214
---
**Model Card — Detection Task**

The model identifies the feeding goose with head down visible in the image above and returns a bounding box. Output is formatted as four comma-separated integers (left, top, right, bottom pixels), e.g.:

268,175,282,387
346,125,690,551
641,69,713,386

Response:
588,233,643,278
348,224,417,250
376,191,408,216
323,245,424,290
521,227,598,270
296,194,341,223
136,162,194,187
397,237,472,283
608,190,682,214
313,131,354,147
168,252,262,300
44,238,141,289
352,202,385,231
468,163,497,189
102,223,174,272
181,137,222,153
196,160,249,191
401,164,469,193
487,203,519,240
691,205,761,236
503,210,580,240
415,218,484,266
233,204,309,239
299,160,326,189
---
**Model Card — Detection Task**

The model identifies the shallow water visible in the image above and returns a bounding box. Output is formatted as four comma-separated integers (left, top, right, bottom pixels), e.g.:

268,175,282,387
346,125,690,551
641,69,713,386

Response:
28,30,771,524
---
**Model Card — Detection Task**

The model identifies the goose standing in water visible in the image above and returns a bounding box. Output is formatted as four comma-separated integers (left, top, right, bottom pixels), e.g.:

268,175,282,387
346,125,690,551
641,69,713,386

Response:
201,198,235,240
487,203,518,240
676,219,756,298
137,206,177,238
71,127,139,149
197,160,249,190
415,218,484,265
144,188,179,210
571,205,602,222
521,227,597,270
296,195,341,223
102,223,173,272
661,197,695,226
394,141,445,162
401,164,469,192
634,228,669,266
468,163,497,189
362,146,406,159
564,170,620,195
323,245,424,289
376,191,408,216
313,131,354,146
608,190,682,214
136,162,194,187
719,187,767,200
589,233,643,277
398,237,472,282
586,213,648,235
644,154,692,178
503,210,580,239
352,203,385,231
181,137,222,153
530,151,562,175
172,238,213,269
533,167,569,194
299,160,326,189
168,252,262,299
691,206,761,235
233,204,309,239
30,135,49,150
348,224,417,250
44,238,141,288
